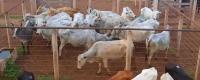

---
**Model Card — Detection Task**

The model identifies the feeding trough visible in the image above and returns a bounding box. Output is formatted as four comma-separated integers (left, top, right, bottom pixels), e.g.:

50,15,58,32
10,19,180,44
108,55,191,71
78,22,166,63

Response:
0,47,18,76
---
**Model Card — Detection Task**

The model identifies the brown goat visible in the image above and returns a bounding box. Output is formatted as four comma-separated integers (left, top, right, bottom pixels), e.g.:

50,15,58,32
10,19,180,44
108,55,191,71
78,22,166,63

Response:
46,7,81,18
108,70,133,80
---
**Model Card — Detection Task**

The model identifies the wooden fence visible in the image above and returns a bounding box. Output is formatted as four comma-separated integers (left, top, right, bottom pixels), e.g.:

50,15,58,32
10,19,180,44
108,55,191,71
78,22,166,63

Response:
0,0,200,80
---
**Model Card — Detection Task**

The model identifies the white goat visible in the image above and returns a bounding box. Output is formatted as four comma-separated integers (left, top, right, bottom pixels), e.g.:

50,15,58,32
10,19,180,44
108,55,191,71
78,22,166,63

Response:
58,29,112,57
90,6,136,35
77,40,134,75
160,73,174,80
84,13,95,25
132,67,158,80
72,12,91,28
91,12,126,35
87,6,114,15
145,25,171,67
111,19,158,42
121,7,136,21
36,5,55,14
35,13,72,46
140,7,162,20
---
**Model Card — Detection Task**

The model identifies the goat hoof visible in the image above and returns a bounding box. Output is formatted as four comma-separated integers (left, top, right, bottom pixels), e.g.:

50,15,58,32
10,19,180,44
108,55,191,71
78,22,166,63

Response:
96,72,101,75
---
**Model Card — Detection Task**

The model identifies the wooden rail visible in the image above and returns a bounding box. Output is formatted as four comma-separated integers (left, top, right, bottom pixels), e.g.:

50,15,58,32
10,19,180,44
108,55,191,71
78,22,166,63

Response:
0,0,24,16
163,1,200,79
162,1,200,29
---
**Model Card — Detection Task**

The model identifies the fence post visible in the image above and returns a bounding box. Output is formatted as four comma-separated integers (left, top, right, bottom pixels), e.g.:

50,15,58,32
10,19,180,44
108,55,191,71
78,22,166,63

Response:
164,6,169,26
30,0,37,14
1,0,4,13
21,1,26,19
5,13,11,48
134,0,137,6
195,47,200,80
176,15,183,57
52,29,59,80
125,31,133,70
88,0,91,7
190,0,197,29
152,0,158,11
117,0,120,14
139,0,141,10
73,0,76,8
145,0,148,7
112,0,115,12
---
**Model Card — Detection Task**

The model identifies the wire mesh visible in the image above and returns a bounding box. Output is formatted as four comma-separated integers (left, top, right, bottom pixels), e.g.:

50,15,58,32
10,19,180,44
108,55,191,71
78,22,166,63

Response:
0,0,200,80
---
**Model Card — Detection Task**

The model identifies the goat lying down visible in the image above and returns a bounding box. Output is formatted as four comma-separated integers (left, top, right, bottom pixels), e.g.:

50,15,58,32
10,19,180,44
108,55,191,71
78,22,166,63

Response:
160,72,174,80
132,67,158,80
165,63,193,80
58,29,112,57
77,40,134,75
108,70,133,80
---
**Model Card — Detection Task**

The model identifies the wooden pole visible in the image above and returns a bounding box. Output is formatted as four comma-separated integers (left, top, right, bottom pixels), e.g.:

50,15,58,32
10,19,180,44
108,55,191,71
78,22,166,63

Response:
88,0,91,7
1,0,4,13
52,30,59,80
30,0,37,14
152,0,158,11
190,0,197,29
5,13,11,48
195,47,200,80
21,1,26,19
179,0,182,11
139,0,141,10
176,15,183,57
134,0,137,6
164,6,169,26
73,0,76,8
117,0,120,14
125,31,133,70
145,0,148,7
112,0,116,12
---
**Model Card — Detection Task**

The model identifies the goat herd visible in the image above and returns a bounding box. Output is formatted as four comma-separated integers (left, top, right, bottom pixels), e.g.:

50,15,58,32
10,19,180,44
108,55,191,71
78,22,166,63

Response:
12,5,193,80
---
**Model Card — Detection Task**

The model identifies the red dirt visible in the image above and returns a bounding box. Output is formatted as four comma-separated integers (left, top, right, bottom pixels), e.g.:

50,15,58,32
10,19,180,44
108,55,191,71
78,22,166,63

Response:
0,0,200,80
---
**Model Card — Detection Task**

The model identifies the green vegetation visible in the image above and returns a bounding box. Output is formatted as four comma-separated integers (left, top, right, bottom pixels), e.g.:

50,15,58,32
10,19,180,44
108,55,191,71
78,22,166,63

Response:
0,15,23,19
60,76,74,80
185,69,195,79
168,47,176,55
0,24,6,26
38,76,53,80
38,76,74,80
17,46,25,58
2,58,20,79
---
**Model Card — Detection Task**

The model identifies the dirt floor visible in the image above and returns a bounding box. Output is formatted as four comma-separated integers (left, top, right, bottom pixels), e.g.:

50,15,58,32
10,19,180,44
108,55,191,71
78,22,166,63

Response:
0,0,200,80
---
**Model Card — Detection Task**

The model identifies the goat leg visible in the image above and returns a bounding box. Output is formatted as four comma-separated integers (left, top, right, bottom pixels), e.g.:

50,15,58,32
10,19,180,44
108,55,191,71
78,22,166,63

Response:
103,59,111,76
165,48,169,61
96,63,102,74
21,42,25,54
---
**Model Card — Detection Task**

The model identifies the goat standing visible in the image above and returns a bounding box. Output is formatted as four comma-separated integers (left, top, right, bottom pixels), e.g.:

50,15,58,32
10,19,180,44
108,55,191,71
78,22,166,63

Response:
13,20,34,54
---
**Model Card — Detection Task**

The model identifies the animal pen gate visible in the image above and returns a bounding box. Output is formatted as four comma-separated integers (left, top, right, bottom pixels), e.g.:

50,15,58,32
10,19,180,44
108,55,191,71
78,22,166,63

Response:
0,0,200,80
